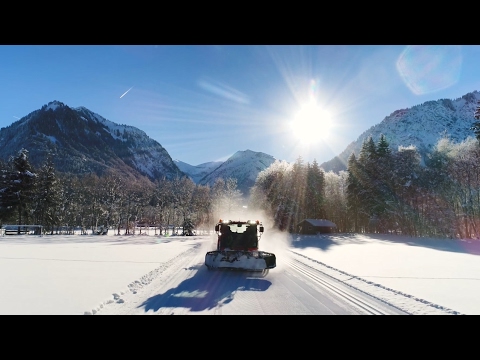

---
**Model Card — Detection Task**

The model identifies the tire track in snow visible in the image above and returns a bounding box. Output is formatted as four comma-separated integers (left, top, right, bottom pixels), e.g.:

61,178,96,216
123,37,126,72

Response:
290,251,464,315
85,243,202,315
288,259,391,314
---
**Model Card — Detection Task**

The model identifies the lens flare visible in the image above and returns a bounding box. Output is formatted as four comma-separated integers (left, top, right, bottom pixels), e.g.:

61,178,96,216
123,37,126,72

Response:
396,45,462,95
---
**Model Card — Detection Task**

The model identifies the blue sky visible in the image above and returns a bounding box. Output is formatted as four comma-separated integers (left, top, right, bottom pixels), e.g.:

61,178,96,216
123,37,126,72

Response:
1,45,479,166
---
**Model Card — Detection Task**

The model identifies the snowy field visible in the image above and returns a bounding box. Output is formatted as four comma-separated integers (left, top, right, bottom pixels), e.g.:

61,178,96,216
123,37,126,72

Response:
0,230,479,315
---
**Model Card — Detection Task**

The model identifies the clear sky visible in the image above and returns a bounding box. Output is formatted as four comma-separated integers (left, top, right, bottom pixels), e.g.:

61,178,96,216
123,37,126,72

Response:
1,45,479,166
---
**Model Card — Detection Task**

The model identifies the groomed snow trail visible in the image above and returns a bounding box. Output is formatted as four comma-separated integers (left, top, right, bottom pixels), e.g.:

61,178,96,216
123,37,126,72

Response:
93,237,414,315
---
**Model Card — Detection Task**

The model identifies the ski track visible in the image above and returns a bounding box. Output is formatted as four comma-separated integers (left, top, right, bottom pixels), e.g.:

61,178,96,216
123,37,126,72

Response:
287,258,404,314
289,251,464,315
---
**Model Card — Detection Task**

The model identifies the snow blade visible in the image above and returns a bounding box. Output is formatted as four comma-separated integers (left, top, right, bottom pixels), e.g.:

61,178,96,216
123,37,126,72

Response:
205,250,276,271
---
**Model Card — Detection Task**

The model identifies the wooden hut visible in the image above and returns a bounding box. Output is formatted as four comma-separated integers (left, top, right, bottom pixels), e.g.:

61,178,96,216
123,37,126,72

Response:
296,219,337,234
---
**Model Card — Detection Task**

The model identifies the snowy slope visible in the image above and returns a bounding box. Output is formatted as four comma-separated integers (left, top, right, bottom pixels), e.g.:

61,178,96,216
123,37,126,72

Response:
174,160,223,183
0,100,184,181
198,150,276,196
321,91,480,172
1,231,475,315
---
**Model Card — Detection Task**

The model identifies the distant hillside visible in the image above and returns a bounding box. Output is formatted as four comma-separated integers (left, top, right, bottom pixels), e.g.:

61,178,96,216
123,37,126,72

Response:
0,101,278,196
197,150,276,196
174,160,223,183
320,90,480,173
0,101,184,181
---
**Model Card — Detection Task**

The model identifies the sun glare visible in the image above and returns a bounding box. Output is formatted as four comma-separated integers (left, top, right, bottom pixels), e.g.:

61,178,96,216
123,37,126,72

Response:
290,102,332,143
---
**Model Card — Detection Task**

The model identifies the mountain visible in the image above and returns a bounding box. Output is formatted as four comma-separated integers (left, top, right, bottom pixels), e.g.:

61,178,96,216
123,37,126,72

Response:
14,89,477,195
174,160,223,183
320,90,480,173
0,101,184,181
197,150,276,196
0,101,277,195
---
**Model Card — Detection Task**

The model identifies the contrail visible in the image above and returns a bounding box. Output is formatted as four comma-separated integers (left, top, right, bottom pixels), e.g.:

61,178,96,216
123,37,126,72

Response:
120,86,133,98
13,116,20,119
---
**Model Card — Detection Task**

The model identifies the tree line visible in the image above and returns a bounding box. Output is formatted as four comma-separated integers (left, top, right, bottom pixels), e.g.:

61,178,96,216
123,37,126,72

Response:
251,133,480,239
0,149,245,235
3,119,480,239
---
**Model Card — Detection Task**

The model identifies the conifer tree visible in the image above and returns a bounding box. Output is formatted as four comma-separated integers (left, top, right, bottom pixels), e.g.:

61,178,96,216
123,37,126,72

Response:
473,99,480,142
33,154,62,231
346,153,361,232
291,156,307,227
376,134,391,157
305,159,325,218
9,149,37,226
0,159,17,224
374,134,395,230
356,136,378,227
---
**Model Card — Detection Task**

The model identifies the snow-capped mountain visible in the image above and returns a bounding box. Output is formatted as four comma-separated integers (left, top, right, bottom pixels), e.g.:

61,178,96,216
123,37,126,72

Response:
197,150,276,196
6,89,477,192
174,160,223,183
320,90,480,173
0,101,276,194
0,101,184,180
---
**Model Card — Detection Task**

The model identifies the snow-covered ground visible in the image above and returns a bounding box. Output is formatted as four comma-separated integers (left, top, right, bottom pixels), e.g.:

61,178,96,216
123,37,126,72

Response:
0,230,478,315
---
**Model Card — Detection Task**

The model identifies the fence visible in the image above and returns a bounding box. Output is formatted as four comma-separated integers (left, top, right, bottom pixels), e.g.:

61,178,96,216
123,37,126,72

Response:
0,225,43,236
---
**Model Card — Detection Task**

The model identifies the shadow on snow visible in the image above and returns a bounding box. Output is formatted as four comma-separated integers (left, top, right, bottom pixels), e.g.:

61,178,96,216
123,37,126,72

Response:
138,265,272,313
289,233,480,256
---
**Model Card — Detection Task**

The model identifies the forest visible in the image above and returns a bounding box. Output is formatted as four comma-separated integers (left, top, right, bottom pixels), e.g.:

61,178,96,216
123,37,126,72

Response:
2,129,480,240
252,135,480,239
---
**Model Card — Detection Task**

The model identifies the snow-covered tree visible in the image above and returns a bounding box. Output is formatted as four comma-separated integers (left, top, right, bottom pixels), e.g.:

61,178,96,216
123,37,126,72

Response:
176,176,196,227
250,159,295,231
305,159,326,219
290,156,307,229
346,152,362,232
210,177,243,220
32,154,62,232
472,99,480,142
9,149,37,226
324,170,348,232
0,158,16,224
374,134,396,232
391,145,423,236
190,184,211,232
100,169,124,231
152,177,173,235
182,218,195,235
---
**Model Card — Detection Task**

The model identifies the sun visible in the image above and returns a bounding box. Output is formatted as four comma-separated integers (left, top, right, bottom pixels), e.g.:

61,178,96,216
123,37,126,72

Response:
290,101,332,143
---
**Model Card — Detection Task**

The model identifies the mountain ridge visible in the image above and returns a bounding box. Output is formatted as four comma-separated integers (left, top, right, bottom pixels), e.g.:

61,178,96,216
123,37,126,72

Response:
2,90,480,194
0,100,184,181
320,90,480,173
197,149,276,196
174,159,223,183
0,101,277,195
